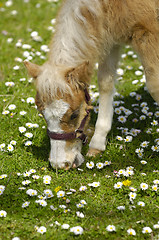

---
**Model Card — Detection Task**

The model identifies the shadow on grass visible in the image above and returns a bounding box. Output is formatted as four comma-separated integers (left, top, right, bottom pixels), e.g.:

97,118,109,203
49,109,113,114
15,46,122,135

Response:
26,86,158,173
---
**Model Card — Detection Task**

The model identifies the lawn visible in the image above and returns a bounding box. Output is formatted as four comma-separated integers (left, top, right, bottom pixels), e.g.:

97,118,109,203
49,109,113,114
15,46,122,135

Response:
0,0,159,239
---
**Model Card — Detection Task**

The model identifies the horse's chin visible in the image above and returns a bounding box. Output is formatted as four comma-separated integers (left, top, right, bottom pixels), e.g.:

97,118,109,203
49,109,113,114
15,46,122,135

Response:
72,152,85,168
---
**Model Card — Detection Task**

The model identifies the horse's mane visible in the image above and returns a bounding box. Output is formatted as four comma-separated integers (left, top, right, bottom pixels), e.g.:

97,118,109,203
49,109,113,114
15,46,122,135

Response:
49,0,104,66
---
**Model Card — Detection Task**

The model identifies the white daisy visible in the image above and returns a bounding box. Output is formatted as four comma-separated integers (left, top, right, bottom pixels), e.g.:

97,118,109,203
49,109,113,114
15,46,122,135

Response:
57,190,65,198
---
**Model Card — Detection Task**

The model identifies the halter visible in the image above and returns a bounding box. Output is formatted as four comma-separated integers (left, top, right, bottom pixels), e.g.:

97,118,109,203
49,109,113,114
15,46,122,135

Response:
47,88,91,145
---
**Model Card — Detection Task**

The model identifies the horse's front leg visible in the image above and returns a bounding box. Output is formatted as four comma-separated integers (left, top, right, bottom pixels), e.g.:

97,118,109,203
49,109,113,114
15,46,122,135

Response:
87,46,120,157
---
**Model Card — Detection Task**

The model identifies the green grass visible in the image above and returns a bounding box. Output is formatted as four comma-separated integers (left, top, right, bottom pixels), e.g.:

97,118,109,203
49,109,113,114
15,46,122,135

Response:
0,0,159,239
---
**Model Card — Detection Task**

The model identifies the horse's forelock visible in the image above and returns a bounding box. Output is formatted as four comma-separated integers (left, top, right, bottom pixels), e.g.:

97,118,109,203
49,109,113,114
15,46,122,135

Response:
35,64,73,104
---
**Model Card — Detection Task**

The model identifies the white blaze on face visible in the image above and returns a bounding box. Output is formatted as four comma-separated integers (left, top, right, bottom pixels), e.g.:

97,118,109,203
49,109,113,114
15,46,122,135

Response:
43,100,70,168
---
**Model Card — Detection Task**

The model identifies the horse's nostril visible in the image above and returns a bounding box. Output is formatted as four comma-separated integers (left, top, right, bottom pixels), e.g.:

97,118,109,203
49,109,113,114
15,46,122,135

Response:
65,161,71,170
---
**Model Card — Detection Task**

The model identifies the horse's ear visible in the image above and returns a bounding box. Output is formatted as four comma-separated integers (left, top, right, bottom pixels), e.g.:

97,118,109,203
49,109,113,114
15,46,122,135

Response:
24,61,41,78
65,61,90,85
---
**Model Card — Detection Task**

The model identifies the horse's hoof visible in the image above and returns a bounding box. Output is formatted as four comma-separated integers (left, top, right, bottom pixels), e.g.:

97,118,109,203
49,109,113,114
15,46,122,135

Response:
86,148,102,157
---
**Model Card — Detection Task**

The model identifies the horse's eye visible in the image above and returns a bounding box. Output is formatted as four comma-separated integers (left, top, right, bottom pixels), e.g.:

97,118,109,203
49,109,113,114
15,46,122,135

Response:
71,110,79,120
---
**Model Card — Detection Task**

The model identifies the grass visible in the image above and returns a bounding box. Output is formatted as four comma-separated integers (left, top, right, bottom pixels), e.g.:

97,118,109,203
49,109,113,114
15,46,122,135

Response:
0,0,159,239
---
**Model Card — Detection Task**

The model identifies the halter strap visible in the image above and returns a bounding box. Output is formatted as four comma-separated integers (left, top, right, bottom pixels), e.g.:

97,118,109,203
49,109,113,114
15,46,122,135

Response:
47,87,91,145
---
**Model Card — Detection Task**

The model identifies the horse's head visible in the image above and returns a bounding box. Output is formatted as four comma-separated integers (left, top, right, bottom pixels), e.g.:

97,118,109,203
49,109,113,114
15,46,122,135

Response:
24,61,92,170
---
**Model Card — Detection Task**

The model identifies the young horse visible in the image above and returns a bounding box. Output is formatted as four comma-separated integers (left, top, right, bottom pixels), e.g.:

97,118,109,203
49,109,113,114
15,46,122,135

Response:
25,0,159,170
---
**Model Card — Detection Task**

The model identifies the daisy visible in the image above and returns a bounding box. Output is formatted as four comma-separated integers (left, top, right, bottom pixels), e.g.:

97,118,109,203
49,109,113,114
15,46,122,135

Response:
114,108,121,114
57,190,65,198
80,200,87,205
136,94,142,101
76,211,85,218
19,127,26,133
96,162,104,169
44,189,54,198
22,201,30,208
88,182,100,187
135,70,143,76
61,224,70,229
19,111,27,115
129,187,137,192
117,206,125,211
8,104,16,110
7,144,14,152
140,183,148,190
140,141,149,148
130,92,136,97
2,110,10,115
70,226,83,235
106,225,116,232
13,65,20,70
140,115,146,120
153,224,159,229
127,50,134,55
142,227,152,234
0,185,5,191
23,171,31,177
104,161,111,166
32,175,40,180
43,175,51,181
116,136,123,141
140,102,147,107
127,228,136,236
26,97,35,104
137,152,143,158
118,116,127,123
151,145,159,152
26,189,37,196
113,101,121,107
10,140,16,145
22,180,31,185
22,44,31,49
38,200,47,207
76,203,84,208
26,123,33,128
32,123,39,128
0,210,7,217
135,148,144,154
40,45,50,52
114,182,123,189
147,112,153,117
140,160,147,165
79,186,87,191
24,133,33,138
86,161,94,169
29,169,36,174
117,68,124,76
0,189,4,195
125,136,133,142
5,1,13,7
43,179,51,185
0,143,5,151
24,141,32,146
155,111,159,118
129,192,137,200
37,226,46,234
5,81,15,87
137,201,145,207
152,185,158,191
153,179,159,185
151,120,158,126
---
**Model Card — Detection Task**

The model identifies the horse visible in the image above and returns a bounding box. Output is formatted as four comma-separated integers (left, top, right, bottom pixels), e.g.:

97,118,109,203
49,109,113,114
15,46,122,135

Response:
25,0,159,170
